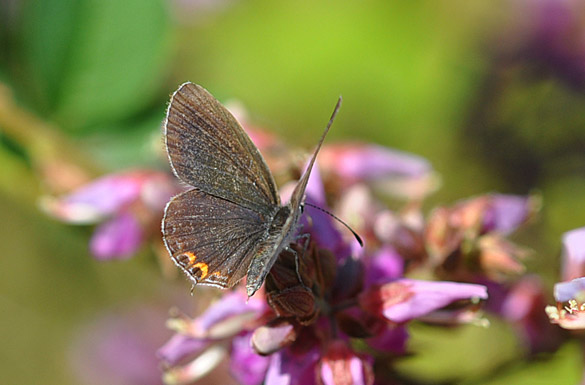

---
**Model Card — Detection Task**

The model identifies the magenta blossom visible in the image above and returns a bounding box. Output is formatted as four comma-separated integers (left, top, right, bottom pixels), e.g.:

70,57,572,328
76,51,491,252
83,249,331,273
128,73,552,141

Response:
547,277,585,330
159,149,490,385
319,143,438,200
69,304,173,385
560,226,585,282
359,279,488,323
318,340,374,385
42,170,179,260
158,289,272,384
547,227,585,330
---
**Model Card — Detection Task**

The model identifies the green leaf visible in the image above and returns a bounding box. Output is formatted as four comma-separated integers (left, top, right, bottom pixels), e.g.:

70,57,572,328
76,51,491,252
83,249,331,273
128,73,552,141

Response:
81,108,168,170
21,0,83,113
21,0,172,131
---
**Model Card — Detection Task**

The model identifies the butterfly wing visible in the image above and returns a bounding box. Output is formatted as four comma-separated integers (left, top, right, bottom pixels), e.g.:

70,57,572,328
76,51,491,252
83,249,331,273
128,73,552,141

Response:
165,82,280,214
163,189,268,288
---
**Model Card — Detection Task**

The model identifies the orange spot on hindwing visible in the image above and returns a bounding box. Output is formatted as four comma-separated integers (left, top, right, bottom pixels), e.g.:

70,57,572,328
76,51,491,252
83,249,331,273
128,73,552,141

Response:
184,251,197,265
193,262,209,279
175,252,209,280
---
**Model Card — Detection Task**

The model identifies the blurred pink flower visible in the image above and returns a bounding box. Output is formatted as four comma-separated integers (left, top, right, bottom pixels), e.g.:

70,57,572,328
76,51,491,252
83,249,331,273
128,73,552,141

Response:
560,226,585,281
69,304,173,385
158,290,271,384
43,170,180,260
317,340,374,385
319,143,438,200
547,228,585,330
359,279,488,323
500,275,563,353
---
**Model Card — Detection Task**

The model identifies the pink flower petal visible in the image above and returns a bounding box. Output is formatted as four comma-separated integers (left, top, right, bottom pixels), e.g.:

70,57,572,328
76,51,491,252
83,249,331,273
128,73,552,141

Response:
69,305,170,385
157,333,209,365
321,144,431,183
252,321,297,355
554,277,585,303
230,332,270,385
386,280,487,322
44,171,147,223
90,212,143,260
360,279,488,323
561,227,585,281
318,341,374,385
265,347,320,385
187,291,267,339
482,194,536,235
364,246,404,286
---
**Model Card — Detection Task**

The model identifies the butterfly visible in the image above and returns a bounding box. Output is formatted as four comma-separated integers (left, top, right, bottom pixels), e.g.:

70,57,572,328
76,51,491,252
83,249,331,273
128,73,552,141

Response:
162,82,340,297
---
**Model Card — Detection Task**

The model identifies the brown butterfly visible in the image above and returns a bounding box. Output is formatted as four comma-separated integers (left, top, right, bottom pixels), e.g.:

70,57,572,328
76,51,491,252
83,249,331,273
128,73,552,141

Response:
162,83,340,297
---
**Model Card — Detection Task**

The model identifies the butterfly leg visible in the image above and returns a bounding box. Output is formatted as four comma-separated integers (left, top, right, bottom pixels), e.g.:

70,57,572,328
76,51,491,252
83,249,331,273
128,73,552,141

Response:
285,233,312,290
295,232,312,259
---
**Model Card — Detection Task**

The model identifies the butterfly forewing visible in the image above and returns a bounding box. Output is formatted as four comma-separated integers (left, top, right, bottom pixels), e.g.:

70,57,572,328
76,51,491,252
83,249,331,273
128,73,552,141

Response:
165,82,280,214
163,189,267,288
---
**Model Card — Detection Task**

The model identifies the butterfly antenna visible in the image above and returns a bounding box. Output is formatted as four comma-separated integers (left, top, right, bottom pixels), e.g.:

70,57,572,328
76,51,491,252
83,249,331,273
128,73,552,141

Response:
304,202,364,247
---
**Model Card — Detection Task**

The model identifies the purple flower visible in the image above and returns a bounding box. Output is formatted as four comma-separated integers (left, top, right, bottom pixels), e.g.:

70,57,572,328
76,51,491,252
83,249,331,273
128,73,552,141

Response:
317,340,374,385
498,275,563,353
68,304,172,385
560,226,585,281
158,136,501,384
158,289,271,384
90,211,143,260
547,228,585,330
554,277,585,303
425,193,537,280
515,0,585,89
364,246,404,286
265,345,320,385
157,333,209,365
319,143,437,200
359,279,488,323
546,285,585,330
320,143,431,182
42,170,179,260
230,333,271,385
482,194,538,235
160,180,490,384
302,163,353,258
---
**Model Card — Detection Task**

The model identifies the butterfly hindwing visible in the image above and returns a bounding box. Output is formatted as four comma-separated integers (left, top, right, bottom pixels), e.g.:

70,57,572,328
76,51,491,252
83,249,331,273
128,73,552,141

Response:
162,189,268,288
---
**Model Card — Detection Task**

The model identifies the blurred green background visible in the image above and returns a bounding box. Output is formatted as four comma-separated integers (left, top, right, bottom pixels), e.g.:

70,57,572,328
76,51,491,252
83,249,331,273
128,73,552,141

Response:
1,0,585,384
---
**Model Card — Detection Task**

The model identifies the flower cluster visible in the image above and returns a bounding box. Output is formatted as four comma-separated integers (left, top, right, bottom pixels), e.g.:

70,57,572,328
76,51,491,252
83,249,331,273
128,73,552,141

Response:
45,109,546,384
154,120,547,385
